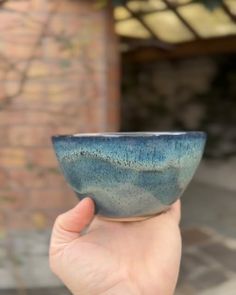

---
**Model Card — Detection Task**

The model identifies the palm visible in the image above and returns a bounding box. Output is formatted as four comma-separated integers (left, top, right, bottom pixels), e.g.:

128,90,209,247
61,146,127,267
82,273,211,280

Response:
50,199,181,295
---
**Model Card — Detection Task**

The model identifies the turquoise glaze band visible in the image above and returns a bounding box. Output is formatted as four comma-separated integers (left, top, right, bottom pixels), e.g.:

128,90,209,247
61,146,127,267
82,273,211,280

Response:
52,132,206,219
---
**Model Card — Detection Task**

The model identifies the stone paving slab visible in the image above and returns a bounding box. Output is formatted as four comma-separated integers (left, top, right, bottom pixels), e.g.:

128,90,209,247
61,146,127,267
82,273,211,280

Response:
201,279,236,295
176,227,236,294
0,265,15,289
175,284,197,295
201,242,236,272
189,268,229,290
0,230,61,289
182,228,212,246
181,181,236,239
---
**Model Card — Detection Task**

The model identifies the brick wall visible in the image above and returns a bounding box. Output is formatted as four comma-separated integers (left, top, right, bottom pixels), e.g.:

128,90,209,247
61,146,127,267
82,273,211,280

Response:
0,0,120,231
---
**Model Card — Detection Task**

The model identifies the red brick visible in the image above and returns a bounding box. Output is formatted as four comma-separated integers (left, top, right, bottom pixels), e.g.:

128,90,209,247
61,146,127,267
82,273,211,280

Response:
0,190,26,210
9,167,67,189
0,148,27,167
8,126,52,146
0,211,7,229
52,126,81,136
0,12,22,31
13,94,47,108
0,110,55,125
49,16,67,36
26,112,58,125
0,127,9,146
0,83,6,100
5,81,20,97
5,19,40,37
7,211,32,230
107,104,120,131
43,37,61,59
28,148,58,168
21,82,45,98
9,169,46,189
0,111,58,126
0,169,9,189
45,171,66,188
31,210,48,230
44,205,77,228
47,83,75,104
1,111,19,126
0,0,119,231
28,61,49,78
6,43,41,62
30,188,73,209
43,208,66,228
56,0,93,14
29,0,49,12
31,206,81,230
0,112,23,126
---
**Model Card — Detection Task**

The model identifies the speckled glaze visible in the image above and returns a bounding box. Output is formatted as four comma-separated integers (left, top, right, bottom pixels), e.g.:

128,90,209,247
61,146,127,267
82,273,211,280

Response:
52,132,206,220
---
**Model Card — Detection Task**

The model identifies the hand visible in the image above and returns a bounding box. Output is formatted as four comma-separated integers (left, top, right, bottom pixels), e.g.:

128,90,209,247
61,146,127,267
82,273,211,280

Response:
50,198,181,295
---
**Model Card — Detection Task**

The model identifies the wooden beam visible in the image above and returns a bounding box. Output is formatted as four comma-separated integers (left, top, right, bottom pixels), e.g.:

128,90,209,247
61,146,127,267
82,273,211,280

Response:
123,4,172,50
124,4,158,39
115,0,196,22
122,35,236,63
222,2,236,23
121,36,174,51
162,0,201,39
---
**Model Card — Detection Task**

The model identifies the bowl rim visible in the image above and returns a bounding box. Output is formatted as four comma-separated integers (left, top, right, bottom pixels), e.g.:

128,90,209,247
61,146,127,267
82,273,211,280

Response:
52,131,206,139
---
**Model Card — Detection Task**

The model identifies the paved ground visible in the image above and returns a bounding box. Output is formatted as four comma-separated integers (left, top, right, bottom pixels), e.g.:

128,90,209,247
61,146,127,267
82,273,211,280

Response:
181,181,236,239
176,227,236,295
177,181,236,294
0,181,235,294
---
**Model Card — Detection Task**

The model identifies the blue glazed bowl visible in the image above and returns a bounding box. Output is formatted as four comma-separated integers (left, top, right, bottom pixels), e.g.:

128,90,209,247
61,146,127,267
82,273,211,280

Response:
52,132,206,221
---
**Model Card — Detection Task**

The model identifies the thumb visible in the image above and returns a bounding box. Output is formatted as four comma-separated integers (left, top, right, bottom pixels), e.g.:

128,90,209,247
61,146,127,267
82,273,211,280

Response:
50,197,95,250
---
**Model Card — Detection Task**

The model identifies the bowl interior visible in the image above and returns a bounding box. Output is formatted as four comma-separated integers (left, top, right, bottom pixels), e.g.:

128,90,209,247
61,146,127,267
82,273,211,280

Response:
53,131,205,138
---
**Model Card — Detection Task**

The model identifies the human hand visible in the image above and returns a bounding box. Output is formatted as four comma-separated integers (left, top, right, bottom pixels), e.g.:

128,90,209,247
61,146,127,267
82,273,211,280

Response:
50,198,181,295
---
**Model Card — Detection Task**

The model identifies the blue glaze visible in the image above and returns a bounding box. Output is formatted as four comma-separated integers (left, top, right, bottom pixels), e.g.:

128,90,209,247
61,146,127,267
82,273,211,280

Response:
52,132,206,219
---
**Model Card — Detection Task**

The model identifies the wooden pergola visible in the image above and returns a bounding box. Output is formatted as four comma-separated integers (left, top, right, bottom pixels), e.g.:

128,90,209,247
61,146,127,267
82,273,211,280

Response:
113,0,236,62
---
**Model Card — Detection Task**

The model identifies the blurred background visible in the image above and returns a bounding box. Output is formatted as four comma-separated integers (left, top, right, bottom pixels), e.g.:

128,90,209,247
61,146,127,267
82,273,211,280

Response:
0,0,236,294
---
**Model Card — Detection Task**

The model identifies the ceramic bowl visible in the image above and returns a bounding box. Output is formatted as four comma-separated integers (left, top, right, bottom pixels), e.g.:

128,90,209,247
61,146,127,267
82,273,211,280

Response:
52,132,206,221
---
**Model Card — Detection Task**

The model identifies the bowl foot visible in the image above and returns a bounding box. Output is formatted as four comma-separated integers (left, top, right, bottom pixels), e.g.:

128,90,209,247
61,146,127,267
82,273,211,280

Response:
96,211,166,222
